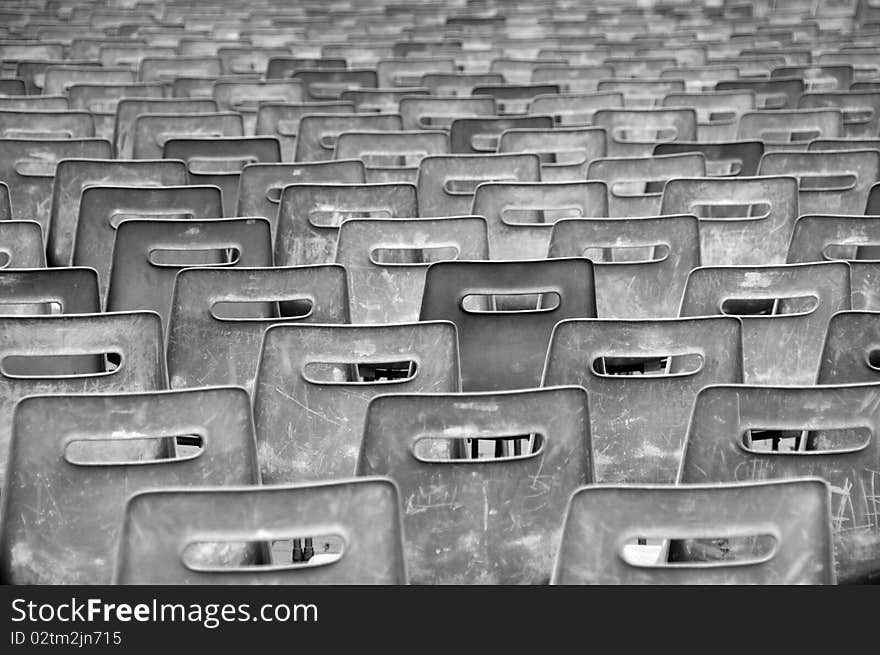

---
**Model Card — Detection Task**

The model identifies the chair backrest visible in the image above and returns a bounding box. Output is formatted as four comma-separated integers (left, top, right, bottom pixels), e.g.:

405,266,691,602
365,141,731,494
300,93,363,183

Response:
212,79,303,133
293,68,378,102
73,185,224,306
254,101,355,160
0,267,98,316
236,160,366,238
653,140,765,177
359,386,592,584
0,221,45,268
737,109,844,150
787,214,880,311
589,152,706,217
265,56,348,79
472,181,608,260
716,77,804,109
420,258,597,391
597,78,686,107
67,82,165,141
758,149,880,215
496,127,606,181
0,109,94,139
528,91,623,126
115,478,406,584
549,215,701,318
682,383,880,584
419,72,504,96
399,96,497,131
417,153,542,217
107,218,273,330
337,216,489,323
131,112,244,159
0,311,167,489
49,158,188,267
333,130,448,183
661,175,799,266
163,136,281,215
542,316,742,483
253,321,459,483
138,56,221,83
661,90,755,140
552,480,834,584
340,88,429,114
471,83,560,115
817,310,880,384
275,182,418,266
449,116,553,154
798,90,880,137
377,57,457,87
295,112,403,162
168,264,349,392
531,65,615,93
42,65,134,96
114,98,217,158
680,262,850,384
592,108,698,157
773,64,853,91
0,387,258,584
0,138,111,236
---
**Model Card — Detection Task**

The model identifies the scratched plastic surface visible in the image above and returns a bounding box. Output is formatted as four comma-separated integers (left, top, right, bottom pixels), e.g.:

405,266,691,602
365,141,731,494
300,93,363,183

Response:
0,387,259,585
359,387,592,584
681,384,880,584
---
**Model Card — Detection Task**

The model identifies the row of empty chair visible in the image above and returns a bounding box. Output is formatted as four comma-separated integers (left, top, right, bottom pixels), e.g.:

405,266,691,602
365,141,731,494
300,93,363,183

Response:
0,0,879,585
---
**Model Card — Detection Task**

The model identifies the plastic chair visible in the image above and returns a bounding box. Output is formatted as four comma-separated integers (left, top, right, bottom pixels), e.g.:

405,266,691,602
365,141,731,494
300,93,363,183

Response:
106,217,273,330
0,387,258,584
552,480,834,585
680,262,851,384
542,316,742,483
417,153,541,217
757,149,880,215
0,138,111,237
295,112,403,161
787,214,880,311
333,130,448,182
359,387,592,584
472,180,608,260
253,321,460,483
653,140,765,177
817,311,880,384
131,112,244,159
163,136,281,215
337,216,489,323
168,264,349,392
420,258,597,391
496,127,606,181
589,152,706,217
48,158,188,267
235,160,366,238
255,101,354,160
399,96,497,131
661,175,799,265
549,215,700,318
275,182,418,265
72,185,224,306
737,109,844,151
0,311,167,490
115,478,406,585
114,97,218,159
682,383,880,584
